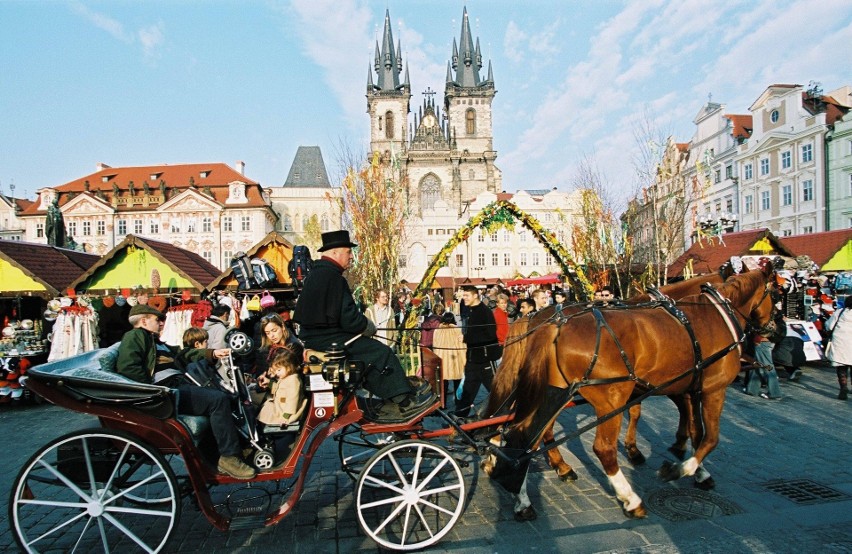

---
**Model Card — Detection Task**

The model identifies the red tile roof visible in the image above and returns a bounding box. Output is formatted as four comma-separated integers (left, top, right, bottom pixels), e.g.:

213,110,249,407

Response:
781,229,852,268
69,234,222,292
0,240,100,295
667,228,795,278
20,163,268,215
725,114,753,141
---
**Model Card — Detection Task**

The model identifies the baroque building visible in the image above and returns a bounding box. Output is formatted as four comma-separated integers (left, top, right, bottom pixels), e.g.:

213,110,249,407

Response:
18,162,276,268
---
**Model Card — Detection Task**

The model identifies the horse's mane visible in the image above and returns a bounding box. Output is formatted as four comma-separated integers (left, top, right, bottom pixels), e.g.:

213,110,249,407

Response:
713,269,765,306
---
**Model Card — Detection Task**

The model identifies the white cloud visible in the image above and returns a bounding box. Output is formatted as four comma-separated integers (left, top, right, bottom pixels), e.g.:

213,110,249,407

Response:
71,1,165,59
138,22,165,59
503,21,526,63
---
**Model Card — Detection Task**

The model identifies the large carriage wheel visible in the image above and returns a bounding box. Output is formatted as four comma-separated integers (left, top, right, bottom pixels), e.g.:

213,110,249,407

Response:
9,428,181,553
337,424,398,484
356,440,465,551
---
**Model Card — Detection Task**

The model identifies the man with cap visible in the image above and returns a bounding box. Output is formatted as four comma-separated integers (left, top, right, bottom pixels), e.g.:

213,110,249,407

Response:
116,304,256,480
293,230,435,419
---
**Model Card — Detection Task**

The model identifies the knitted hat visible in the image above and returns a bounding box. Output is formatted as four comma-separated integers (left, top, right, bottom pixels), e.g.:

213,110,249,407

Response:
129,304,164,319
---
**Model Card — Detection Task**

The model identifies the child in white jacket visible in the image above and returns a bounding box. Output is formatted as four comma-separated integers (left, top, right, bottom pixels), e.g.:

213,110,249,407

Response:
258,348,305,425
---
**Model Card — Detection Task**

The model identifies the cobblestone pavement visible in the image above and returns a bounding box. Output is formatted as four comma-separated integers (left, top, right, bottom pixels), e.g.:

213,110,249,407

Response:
2,363,851,553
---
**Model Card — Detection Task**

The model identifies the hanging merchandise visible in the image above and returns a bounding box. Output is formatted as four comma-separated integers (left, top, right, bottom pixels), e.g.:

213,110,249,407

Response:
246,294,262,312
239,295,250,321
260,291,276,309
161,305,195,347
47,306,100,362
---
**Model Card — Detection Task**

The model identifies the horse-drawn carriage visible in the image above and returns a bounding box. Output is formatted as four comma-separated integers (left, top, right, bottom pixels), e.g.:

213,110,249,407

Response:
8,266,777,552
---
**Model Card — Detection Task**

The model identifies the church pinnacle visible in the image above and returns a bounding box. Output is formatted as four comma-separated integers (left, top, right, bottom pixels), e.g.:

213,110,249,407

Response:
369,9,407,92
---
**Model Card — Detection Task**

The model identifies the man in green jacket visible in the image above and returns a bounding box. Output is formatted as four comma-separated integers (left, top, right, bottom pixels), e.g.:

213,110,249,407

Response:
116,304,256,480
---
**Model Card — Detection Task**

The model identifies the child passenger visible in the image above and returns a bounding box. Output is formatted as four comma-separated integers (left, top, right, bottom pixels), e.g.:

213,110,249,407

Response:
258,348,306,426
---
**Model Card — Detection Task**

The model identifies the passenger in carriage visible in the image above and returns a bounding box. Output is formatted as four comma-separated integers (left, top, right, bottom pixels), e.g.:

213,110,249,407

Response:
254,313,303,385
293,230,436,419
116,304,257,480
257,348,305,427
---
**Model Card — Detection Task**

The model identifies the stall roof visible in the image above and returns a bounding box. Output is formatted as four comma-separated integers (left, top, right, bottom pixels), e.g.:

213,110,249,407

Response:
667,228,795,278
0,240,99,296
781,229,852,271
69,235,222,292
506,272,562,286
208,231,294,289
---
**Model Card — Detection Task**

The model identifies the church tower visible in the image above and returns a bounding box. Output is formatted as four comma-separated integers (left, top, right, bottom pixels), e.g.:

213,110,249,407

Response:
367,10,411,161
444,7,500,209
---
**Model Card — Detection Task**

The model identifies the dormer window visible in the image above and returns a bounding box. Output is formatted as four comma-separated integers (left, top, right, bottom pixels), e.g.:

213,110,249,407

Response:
200,171,210,179
149,173,161,181
770,109,779,123
226,182,247,204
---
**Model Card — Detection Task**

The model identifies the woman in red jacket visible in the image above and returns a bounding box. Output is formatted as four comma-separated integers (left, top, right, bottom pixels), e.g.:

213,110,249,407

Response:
493,294,510,346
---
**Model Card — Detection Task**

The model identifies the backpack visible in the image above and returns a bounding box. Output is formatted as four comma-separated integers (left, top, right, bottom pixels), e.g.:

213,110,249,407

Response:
230,252,256,290
288,245,313,285
251,258,278,288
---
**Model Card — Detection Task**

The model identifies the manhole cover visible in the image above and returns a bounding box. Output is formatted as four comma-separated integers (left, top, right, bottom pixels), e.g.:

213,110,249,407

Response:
762,479,850,505
645,487,743,522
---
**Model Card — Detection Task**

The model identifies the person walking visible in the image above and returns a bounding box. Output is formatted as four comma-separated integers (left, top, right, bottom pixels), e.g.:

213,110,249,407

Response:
826,296,852,400
456,285,501,418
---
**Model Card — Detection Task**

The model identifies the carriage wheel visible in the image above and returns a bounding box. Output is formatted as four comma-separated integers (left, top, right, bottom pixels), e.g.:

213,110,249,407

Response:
337,424,398,484
9,428,181,553
356,440,465,551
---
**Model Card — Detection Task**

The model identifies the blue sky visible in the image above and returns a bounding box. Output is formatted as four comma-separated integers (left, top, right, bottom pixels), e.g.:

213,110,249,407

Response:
2,0,851,208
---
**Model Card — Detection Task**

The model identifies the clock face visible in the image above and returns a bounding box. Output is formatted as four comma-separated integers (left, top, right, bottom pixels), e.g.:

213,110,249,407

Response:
422,114,436,127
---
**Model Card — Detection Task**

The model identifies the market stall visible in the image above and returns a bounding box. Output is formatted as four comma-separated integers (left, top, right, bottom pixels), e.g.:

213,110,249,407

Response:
0,240,99,404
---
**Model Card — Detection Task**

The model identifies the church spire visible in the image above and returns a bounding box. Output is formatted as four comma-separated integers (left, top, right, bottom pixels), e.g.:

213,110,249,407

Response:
449,7,491,89
372,9,404,91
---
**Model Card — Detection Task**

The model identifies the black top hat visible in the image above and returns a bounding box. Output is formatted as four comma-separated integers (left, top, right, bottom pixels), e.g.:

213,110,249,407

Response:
318,230,358,252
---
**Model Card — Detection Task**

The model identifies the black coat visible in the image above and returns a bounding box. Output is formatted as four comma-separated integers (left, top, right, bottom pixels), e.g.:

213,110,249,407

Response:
464,302,502,364
293,258,409,400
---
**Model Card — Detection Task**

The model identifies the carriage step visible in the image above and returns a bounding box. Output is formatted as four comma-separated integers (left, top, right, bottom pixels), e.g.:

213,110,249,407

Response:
230,507,267,530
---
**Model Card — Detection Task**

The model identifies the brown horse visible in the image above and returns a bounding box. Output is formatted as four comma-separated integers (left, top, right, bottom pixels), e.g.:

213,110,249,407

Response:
489,273,725,482
485,268,775,518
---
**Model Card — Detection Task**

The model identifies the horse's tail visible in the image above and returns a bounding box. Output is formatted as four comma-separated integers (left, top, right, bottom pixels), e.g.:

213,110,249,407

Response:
483,318,530,417
511,323,559,434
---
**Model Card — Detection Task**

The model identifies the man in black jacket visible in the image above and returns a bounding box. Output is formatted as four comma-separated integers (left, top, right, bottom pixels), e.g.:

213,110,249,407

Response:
293,230,434,419
456,285,502,417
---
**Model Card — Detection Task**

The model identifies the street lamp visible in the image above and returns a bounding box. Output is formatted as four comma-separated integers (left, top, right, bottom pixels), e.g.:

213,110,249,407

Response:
697,212,738,235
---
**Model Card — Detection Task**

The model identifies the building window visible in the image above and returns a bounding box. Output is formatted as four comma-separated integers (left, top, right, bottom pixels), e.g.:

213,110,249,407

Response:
186,219,196,233
68,222,77,237
96,221,105,235
465,108,476,135
781,151,791,169
782,229,792,237
36,223,44,238
170,219,181,233
744,195,753,214
744,163,753,180
134,219,143,234
490,232,497,242
478,252,485,266
726,198,733,212
491,253,498,266
760,158,769,175
503,253,511,266
223,216,232,232
760,191,770,211
420,175,441,211
782,184,792,206
468,169,475,179
385,110,394,139
301,215,308,231
223,250,232,265
770,109,779,123
202,217,212,233
427,229,434,236
150,221,159,234
520,252,527,266
802,143,813,163
241,216,250,232
202,251,212,263
82,221,91,236
545,253,554,266
503,230,510,242
803,225,813,234
520,231,527,242
803,179,814,201
478,231,485,242
455,254,464,267
725,165,733,179
283,215,292,231
117,220,126,235
321,214,329,231
714,169,721,183
532,252,540,266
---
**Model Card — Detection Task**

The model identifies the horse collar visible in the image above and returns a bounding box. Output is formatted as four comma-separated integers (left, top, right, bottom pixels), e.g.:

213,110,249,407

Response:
700,285,744,355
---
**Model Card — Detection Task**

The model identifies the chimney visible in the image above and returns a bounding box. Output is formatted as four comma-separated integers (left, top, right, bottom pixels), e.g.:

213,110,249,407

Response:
96,162,111,172
236,160,245,175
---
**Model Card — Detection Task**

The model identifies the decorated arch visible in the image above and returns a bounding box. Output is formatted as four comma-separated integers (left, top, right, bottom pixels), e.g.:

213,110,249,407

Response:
411,200,593,302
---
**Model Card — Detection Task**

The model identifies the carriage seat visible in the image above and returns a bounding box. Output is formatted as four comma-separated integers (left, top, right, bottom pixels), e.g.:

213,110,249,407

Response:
176,414,210,444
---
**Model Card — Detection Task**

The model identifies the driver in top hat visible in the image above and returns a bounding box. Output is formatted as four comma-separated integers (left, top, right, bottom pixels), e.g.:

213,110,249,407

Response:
293,230,435,419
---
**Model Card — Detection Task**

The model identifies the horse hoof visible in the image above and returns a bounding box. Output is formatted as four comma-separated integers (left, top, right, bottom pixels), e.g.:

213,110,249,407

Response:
657,461,680,482
559,468,579,482
514,506,538,522
667,446,687,461
623,502,647,519
694,477,716,491
627,450,647,466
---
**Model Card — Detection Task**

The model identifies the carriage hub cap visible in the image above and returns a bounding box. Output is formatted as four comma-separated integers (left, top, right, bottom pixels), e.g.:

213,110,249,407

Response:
403,485,419,505
86,500,105,517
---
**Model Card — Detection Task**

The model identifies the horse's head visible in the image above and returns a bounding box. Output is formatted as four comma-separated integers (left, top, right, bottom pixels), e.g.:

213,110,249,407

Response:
724,268,777,335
